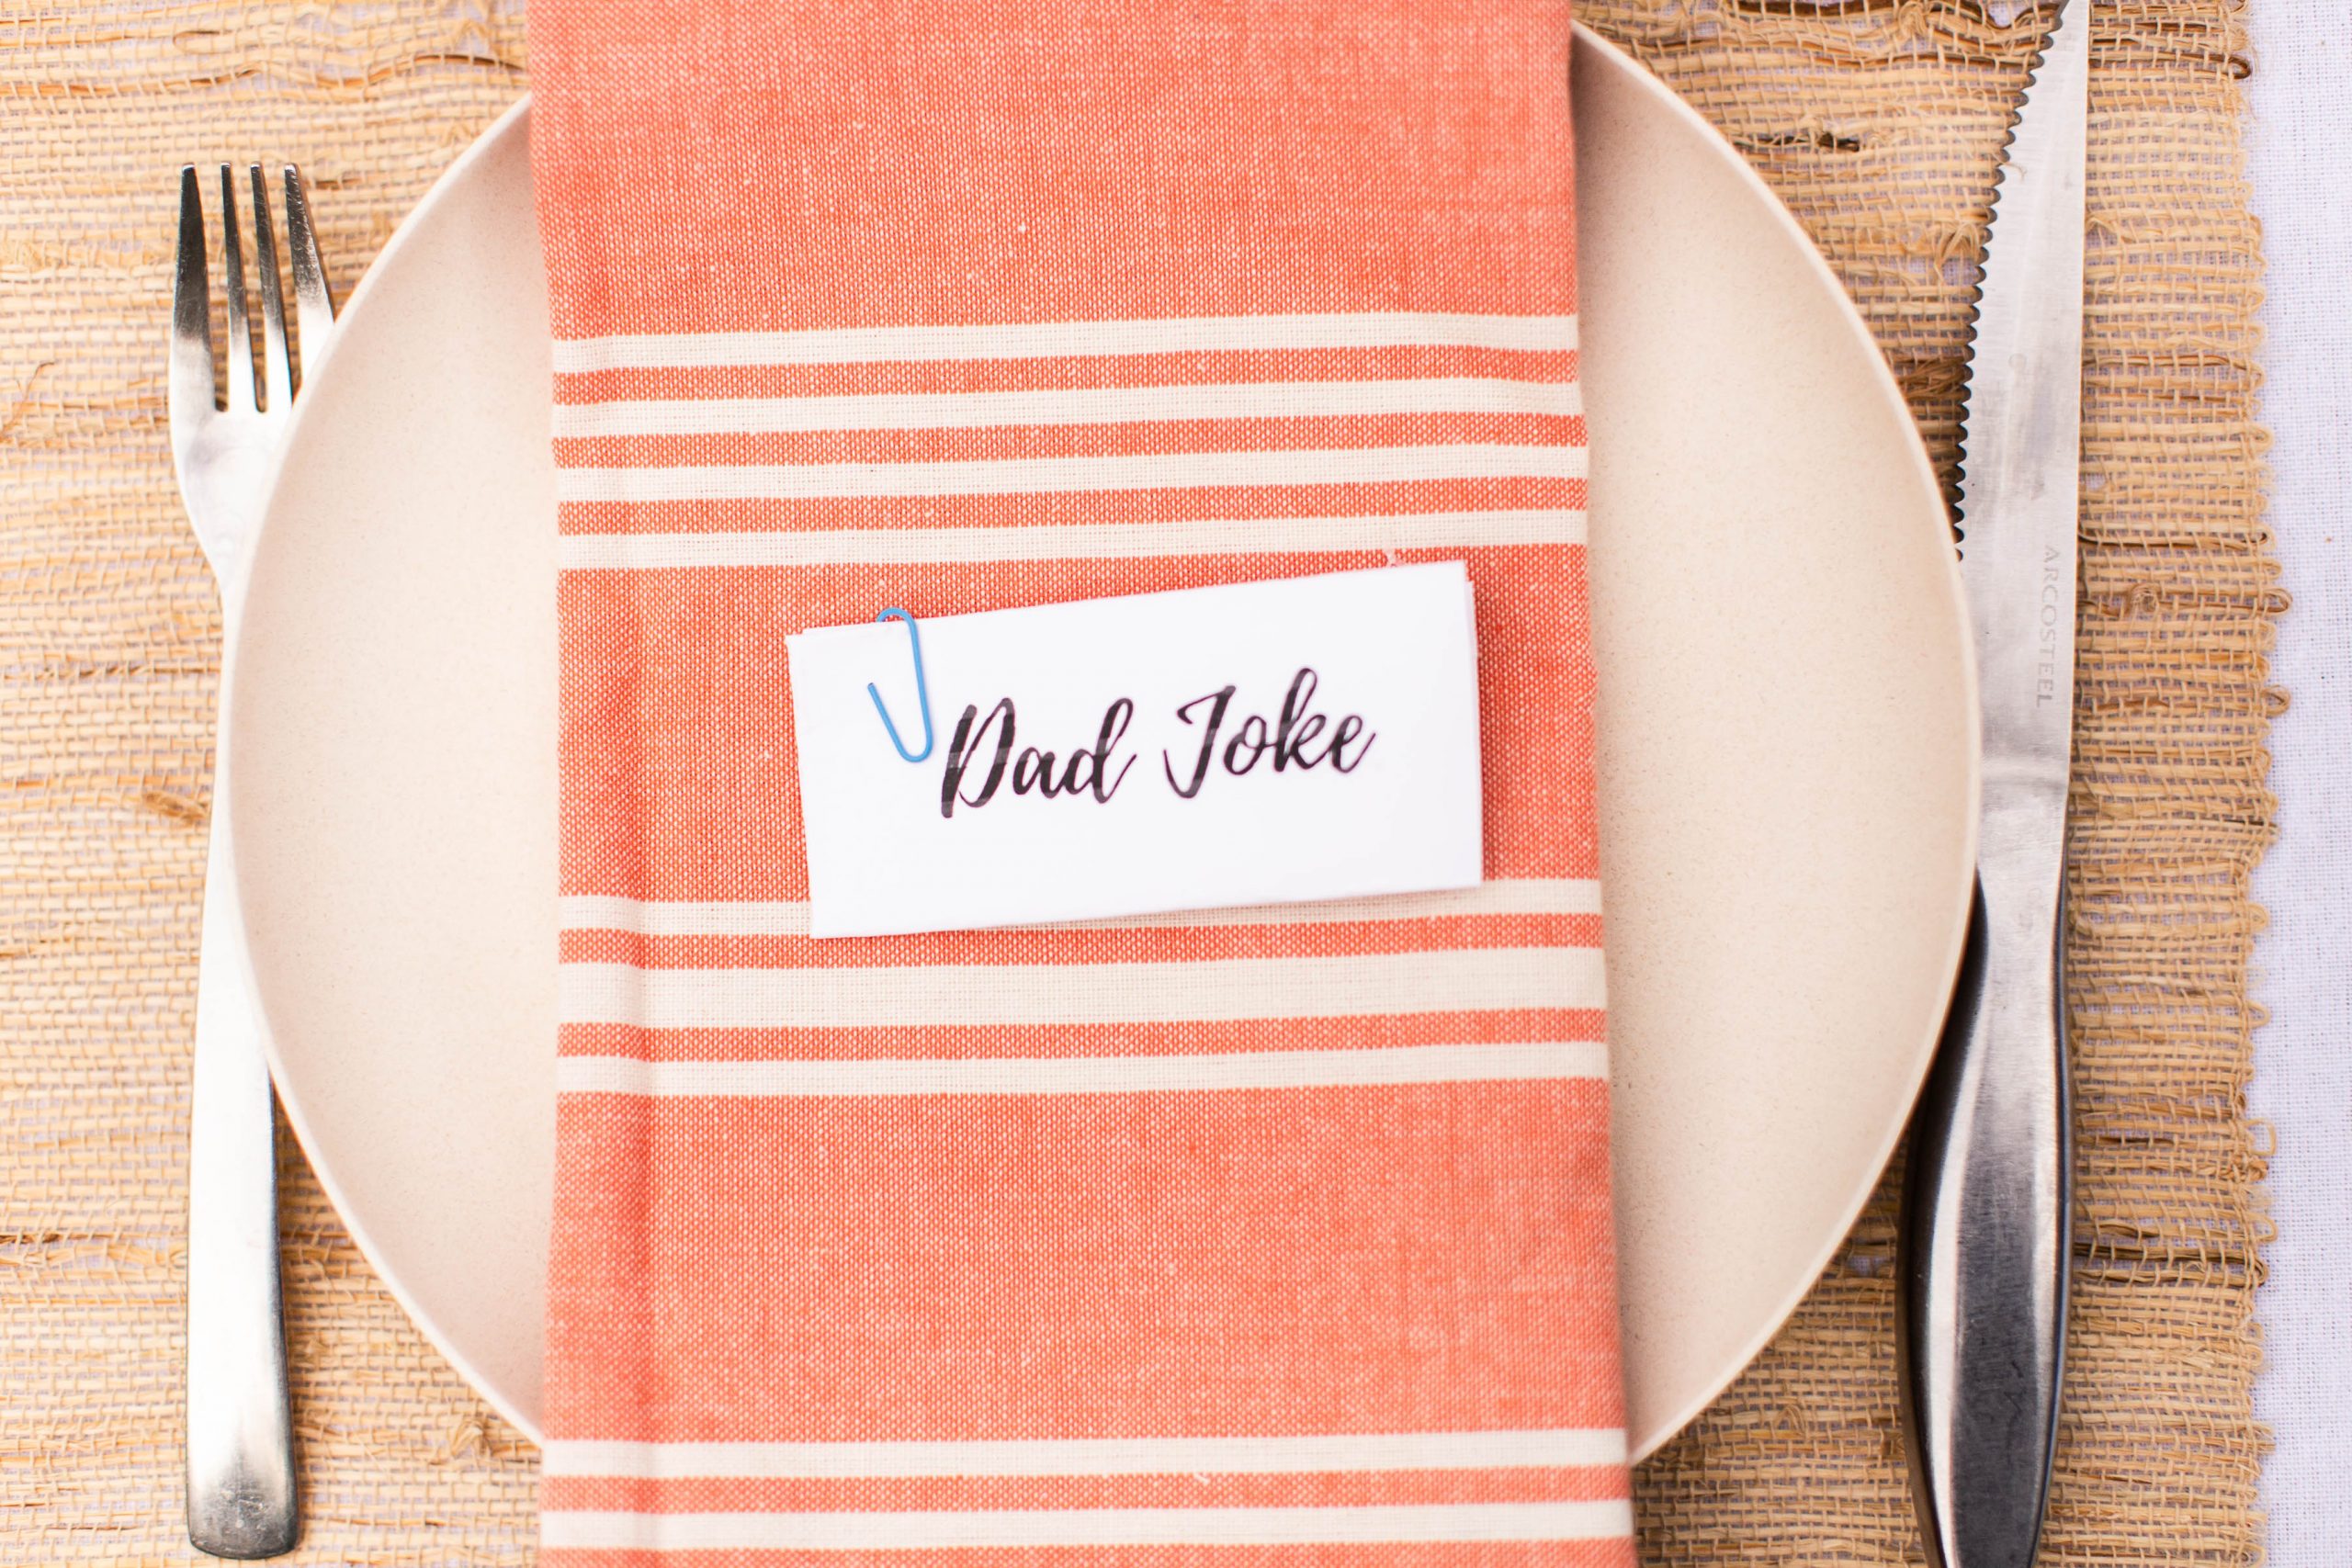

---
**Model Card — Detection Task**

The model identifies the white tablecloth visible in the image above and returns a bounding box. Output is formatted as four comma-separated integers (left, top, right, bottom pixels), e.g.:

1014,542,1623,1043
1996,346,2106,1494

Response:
2244,2,2352,1556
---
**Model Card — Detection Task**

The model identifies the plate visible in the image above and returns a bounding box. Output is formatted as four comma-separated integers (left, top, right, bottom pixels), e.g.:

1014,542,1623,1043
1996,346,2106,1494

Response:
232,28,1975,1457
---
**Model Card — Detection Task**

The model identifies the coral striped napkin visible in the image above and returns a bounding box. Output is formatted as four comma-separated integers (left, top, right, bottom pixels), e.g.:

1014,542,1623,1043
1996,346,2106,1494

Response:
529,0,1627,1561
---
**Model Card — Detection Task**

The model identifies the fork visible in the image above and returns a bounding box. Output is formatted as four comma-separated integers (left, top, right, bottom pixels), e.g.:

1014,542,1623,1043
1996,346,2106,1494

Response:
169,164,334,1561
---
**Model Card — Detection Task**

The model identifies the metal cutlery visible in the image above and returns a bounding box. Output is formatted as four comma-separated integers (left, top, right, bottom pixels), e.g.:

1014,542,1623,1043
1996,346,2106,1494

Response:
169,163,334,1560
1896,4,2086,1565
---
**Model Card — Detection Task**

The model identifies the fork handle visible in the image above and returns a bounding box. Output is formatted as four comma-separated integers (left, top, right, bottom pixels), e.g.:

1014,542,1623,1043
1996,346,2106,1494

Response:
185,756,298,1560
1896,857,2072,1568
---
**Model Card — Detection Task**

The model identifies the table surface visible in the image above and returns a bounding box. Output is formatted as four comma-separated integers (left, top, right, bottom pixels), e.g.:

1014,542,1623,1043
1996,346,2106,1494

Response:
0,3,2283,1562
2245,4,2352,1561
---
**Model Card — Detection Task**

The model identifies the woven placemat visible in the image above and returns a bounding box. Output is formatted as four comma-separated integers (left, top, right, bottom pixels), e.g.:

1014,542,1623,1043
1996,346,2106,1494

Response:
0,1,2272,1563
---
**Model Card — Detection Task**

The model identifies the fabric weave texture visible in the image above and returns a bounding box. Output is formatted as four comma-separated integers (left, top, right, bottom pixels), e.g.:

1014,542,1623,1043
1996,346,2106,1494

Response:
528,1,1625,1561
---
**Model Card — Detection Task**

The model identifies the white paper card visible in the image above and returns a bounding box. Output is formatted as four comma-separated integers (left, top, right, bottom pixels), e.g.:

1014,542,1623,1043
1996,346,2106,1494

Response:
786,563,1484,937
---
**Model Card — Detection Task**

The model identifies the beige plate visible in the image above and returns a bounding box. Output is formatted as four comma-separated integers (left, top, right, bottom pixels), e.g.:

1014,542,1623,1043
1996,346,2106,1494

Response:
234,28,1976,1459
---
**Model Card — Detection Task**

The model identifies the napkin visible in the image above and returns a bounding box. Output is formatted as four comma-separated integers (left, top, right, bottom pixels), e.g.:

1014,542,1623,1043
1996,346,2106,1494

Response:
530,1,1627,1560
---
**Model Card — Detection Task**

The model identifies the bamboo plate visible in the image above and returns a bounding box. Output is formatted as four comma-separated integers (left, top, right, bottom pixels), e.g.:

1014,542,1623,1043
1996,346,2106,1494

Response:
232,28,1976,1456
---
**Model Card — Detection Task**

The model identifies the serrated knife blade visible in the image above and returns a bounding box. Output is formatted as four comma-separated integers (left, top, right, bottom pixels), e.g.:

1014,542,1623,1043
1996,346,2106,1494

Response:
1895,3,2086,1566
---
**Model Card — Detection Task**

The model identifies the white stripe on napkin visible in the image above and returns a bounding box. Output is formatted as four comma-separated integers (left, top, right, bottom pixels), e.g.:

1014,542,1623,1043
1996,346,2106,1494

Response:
558,878,1603,937
552,385,1580,444
557,1041,1609,1099
539,1500,1634,1551
550,311,1579,374
553,377,1582,437
559,948,1606,1030
557,509,1580,570
541,1427,1627,1479
557,444,1587,504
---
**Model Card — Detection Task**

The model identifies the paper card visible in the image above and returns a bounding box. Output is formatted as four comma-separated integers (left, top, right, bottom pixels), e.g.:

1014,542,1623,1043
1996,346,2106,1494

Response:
786,563,1485,937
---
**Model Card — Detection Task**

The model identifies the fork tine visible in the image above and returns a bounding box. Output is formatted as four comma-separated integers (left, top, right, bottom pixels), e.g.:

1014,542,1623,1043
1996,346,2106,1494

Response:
282,166,334,373
170,166,215,417
249,165,293,412
217,165,256,413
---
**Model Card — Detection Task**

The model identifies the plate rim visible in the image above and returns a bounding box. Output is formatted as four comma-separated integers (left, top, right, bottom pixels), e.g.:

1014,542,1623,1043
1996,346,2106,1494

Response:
240,88,542,1443
1566,29,1979,1452
242,27,1977,1460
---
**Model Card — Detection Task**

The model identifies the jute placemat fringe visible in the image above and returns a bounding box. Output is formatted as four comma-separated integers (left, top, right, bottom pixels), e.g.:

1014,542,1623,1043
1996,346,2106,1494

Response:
1,1,2270,1562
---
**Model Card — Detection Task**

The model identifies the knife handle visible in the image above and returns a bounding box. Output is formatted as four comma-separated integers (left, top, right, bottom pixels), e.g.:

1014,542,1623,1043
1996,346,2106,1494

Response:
185,772,300,1560
1897,851,2072,1568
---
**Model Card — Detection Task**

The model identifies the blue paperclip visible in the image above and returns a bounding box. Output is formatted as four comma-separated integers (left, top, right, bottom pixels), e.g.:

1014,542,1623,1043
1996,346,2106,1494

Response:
866,608,934,763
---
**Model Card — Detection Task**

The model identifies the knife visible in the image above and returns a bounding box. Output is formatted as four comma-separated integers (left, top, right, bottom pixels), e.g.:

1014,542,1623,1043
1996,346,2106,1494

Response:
1894,2,2086,1565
